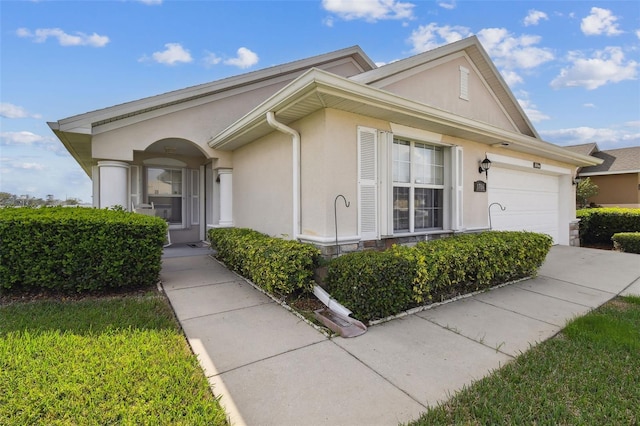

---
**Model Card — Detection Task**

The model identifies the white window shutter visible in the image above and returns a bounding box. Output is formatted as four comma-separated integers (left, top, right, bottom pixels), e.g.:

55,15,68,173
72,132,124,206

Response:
358,127,378,240
129,165,140,211
452,146,464,230
190,169,200,226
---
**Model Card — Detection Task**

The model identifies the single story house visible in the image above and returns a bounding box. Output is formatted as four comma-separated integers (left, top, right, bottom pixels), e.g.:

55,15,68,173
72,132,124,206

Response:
49,36,600,254
565,143,640,208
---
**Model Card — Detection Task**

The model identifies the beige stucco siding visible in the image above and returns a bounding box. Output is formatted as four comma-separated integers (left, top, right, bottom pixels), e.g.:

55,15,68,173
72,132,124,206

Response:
229,107,578,243
299,109,391,239
232,131,293,237
375,56,518,134
587,173,640,207
91,81,291,162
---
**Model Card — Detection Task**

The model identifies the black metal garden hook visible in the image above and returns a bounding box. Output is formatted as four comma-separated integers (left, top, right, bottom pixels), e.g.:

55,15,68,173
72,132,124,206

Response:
334,194,350,255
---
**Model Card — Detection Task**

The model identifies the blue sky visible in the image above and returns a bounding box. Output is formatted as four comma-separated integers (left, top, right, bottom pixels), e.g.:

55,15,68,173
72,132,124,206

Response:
1,0,639,203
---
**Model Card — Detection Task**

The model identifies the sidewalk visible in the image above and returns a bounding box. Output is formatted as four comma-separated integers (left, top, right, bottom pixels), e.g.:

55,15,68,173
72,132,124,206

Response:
160,245,640,426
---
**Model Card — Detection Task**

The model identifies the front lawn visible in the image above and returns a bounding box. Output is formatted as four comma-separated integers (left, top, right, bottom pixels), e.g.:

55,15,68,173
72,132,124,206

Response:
410,296,640,425
0,294,228,425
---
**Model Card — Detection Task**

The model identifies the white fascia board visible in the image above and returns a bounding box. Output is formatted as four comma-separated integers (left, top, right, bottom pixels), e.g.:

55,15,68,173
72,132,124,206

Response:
579,170,640,176
208,68,603,167
488,153,572,175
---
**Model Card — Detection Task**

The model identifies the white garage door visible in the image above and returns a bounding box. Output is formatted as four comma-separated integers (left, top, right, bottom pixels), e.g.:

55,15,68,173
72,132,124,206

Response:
488,167,560,243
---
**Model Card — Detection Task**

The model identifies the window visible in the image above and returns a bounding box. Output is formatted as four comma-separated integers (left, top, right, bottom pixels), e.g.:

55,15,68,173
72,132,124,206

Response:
147,167,183,224
392,138,444,232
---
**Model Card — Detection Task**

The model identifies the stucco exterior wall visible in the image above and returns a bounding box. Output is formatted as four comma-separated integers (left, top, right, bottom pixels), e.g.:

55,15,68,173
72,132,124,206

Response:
375,55,518,134
91,81,289,163
587,173,640,207
232,130,293,237
298,109,390,240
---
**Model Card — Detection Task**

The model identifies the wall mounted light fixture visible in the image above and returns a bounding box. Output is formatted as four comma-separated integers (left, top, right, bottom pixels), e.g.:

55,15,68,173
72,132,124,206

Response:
573,176,582,185
478,155,492,178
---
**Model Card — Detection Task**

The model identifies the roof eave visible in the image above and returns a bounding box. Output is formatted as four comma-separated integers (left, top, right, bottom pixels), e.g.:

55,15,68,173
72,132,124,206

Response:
208,69,603,167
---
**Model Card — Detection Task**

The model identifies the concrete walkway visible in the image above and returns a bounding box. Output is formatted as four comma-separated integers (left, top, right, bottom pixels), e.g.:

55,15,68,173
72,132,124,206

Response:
160,245,640,426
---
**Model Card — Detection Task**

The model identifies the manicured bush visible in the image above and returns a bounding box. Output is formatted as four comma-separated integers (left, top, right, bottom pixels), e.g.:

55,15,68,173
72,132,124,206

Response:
208,227,320,295
325,250,416,320
612,232,640,254
577,208,640,245
0,207,167,292
326,231,552,322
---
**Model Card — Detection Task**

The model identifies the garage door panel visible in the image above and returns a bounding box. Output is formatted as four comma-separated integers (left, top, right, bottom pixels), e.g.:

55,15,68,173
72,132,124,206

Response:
488,167,560,244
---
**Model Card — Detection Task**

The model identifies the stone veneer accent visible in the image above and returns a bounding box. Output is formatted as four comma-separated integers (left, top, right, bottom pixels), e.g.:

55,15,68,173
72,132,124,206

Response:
569,219,581,247
317,231,457,258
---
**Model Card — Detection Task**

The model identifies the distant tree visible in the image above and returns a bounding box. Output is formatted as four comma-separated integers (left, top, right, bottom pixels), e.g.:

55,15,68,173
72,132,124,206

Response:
0,192,13,205
576,177,599,208
64,198,80,206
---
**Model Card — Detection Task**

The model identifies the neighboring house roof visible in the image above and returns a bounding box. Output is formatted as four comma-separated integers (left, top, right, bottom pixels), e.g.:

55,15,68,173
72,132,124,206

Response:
351,36,539,139
563,143,599,157
578,146,640,176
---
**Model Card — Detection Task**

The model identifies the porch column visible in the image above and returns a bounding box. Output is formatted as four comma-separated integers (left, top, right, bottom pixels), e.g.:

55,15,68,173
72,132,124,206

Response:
218,168,233,227
97,160,129,209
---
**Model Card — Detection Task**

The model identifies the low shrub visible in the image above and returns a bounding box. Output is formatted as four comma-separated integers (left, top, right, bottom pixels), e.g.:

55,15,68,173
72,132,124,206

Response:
326,231,552,322
612,232,640,254
577,208,640,245
325,250,415,320
208,227,320,296
0,207,167,292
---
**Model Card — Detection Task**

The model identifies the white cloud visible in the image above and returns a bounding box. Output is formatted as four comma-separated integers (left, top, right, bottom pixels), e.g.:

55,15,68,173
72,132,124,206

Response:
477,28,554,70
501,70,524,87
223,47,259,69
551,47,638,90
0,103,41,119
438,1,456,10
581,7,622,36
523,10,548,27
203,51,222,67
408,23,471,53
1,131,46,145
16,162,46,171
16,27,109,47
322,0,415,23
137,0,162,4
583,103,596,108
518,98,550,123
0,131,64,154
636,29,640,39
541,126,640,148
150,43,192,65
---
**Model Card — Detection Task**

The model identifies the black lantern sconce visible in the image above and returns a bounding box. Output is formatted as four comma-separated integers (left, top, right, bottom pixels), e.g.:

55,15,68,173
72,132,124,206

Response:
478,155,492,178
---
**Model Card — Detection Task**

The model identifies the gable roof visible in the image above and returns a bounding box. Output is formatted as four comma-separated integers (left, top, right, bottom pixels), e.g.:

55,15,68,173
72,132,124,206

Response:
563,143,599,157
49,45,376,135
578,146,640,175
351,36,538,139
208,68,600,167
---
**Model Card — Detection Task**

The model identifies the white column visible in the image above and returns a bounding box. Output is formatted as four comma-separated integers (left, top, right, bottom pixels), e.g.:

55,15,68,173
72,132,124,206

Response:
97,160,129,209
218,168,233,227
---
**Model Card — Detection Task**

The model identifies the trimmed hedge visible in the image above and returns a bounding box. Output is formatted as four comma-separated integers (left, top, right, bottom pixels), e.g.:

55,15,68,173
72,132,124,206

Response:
326,231,552,322
0,207,167,292
612,232,640,254
577,208,640,245
208,227,320,296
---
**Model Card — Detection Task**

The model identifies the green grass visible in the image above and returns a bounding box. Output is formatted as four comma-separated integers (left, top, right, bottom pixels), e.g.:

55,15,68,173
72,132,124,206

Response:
0,295,228,425
410,296,640,425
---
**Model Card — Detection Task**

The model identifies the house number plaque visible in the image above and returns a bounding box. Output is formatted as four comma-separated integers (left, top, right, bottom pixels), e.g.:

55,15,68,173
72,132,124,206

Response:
474,180,487,192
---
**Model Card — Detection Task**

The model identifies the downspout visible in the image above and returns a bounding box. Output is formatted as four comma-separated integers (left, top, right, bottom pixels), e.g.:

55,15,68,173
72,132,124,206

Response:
266,111,300,239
